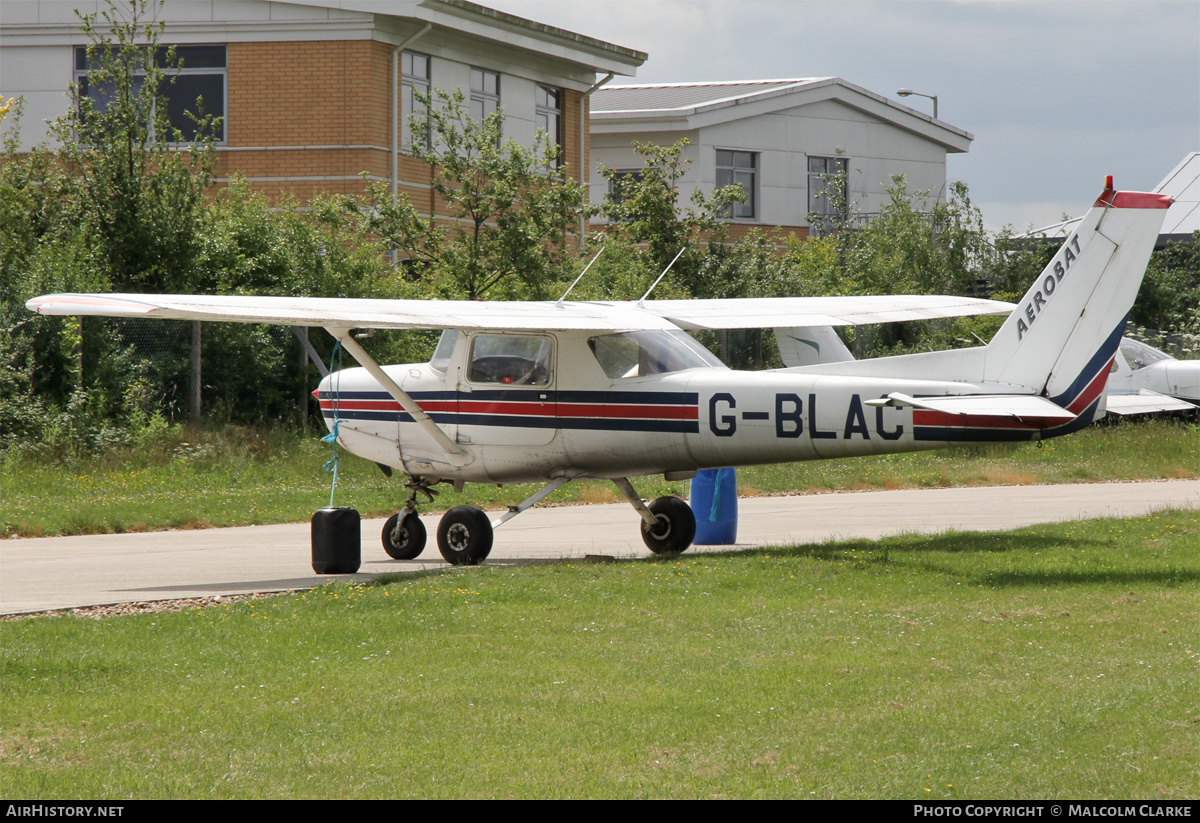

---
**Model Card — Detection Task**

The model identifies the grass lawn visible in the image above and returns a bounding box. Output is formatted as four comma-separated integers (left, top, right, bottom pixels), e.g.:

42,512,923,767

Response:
1,510,1196,799
2,418,1196,539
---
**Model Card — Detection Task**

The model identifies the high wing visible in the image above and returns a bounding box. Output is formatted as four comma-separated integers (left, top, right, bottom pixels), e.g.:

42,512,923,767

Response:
637,295,1015,331
26,292,1015,332
24,293,678,331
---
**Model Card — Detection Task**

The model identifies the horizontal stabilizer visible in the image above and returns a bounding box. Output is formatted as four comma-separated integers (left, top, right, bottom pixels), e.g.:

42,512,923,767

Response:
866,393,1077,421
1106,390,1199,417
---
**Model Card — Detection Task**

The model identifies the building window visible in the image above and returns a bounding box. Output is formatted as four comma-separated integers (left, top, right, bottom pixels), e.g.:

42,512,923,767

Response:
535,84,562,165
716,149,756,219
808,156,848,234
470,68,500,123
401,50,431,147
74,44,226,143
606,170,643,207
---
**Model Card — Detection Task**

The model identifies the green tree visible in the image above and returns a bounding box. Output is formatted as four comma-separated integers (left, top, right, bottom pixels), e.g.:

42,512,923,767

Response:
1133,232,1200,335
840,175,997,297
51,0,219,294
0,0,380,445
349,89,587,300
596,138,745,297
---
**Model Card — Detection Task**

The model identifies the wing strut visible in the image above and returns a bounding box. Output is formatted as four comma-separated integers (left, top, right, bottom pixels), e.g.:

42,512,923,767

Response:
326,328,465,458
489,469,587,528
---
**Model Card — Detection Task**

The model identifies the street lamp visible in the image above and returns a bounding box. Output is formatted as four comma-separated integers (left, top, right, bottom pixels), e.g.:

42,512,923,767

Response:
897,88,938,120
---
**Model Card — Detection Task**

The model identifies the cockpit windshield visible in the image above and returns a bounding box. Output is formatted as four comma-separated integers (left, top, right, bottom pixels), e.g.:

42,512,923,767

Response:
429,329,461,373
588,330,726,379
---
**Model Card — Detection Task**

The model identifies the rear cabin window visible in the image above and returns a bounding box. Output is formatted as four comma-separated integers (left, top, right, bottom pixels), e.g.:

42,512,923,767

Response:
588,330,725,379
468,334,553,385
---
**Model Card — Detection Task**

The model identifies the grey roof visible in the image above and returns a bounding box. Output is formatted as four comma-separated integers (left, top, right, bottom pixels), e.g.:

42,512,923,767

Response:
1156,153,1200,238
589,77,973,151
591,79,832,114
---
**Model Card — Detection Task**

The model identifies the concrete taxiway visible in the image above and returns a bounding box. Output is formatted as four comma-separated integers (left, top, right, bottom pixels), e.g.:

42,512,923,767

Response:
2,480,1197,615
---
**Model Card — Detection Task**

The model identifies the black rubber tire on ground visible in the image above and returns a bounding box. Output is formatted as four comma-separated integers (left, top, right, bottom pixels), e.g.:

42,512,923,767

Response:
640,496,696,554
436,505,494,565
382,512,426,560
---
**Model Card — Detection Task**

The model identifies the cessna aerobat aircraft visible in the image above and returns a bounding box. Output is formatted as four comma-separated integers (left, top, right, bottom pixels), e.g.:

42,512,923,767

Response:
27,181,1172,565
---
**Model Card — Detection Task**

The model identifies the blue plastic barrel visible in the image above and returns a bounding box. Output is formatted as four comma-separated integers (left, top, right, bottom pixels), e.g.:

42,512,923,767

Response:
690,467,738,544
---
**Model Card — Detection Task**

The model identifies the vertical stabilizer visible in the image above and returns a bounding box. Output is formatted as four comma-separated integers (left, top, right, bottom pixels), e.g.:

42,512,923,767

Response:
773,326,855,368
983,185,1172,417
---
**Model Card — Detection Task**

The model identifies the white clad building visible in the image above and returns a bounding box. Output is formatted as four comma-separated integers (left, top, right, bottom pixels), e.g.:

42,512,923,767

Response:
589,78,974,239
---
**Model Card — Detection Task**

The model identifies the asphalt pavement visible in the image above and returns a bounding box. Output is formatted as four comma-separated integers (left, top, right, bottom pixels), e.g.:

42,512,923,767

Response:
2,479,1197,615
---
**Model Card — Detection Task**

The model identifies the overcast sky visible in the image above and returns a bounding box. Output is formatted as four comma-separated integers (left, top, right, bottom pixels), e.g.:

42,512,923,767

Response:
487,0,1199,232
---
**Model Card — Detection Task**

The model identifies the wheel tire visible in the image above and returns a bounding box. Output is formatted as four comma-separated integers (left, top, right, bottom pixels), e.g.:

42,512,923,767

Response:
382,512,426,560
437,505,494,566
640,496,696,554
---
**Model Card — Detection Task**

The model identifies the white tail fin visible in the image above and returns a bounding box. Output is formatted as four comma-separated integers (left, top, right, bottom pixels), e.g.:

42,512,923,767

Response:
983,185,1172,418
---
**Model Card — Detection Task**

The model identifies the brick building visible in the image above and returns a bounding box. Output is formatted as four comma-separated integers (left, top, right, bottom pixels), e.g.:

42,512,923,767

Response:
1,0,646,209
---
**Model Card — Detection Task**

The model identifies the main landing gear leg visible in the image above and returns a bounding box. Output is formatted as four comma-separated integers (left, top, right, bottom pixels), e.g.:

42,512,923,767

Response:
382,477,437,560
613,477,696,555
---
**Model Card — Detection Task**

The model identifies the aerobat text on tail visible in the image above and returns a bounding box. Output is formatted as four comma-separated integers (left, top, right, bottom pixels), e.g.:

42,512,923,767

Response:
26,180,1173,564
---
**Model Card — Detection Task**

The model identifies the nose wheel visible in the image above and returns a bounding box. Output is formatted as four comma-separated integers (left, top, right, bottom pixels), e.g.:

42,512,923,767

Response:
382,511,426,559
381,477,439,560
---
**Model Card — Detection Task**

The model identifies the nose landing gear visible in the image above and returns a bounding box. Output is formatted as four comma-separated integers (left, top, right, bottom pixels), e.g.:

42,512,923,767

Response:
380,477,438,560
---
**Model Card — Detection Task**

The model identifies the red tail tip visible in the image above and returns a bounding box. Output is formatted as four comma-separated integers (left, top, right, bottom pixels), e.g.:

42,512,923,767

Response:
1104,175,1114,190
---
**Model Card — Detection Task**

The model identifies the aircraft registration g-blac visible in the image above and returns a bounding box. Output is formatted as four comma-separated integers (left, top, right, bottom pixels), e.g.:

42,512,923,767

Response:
27,181,1173,565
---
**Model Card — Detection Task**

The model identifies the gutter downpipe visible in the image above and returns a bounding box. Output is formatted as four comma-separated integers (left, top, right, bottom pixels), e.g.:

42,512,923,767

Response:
578,72,614,246
391,24,434,202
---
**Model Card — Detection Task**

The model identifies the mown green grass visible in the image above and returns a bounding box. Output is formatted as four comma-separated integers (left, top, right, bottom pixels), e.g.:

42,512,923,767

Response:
1,510,1196,799
2,418,1196,539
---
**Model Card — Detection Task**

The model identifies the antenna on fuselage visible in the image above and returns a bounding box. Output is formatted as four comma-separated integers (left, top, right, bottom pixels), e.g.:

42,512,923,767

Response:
556,242,607,305
638,246,687,306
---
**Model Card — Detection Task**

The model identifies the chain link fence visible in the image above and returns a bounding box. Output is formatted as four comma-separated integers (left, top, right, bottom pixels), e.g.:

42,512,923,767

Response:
85,317,319,428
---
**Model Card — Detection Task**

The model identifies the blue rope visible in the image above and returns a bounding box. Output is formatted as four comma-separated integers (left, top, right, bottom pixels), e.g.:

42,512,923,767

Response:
710,468,723,522
322,340,344,508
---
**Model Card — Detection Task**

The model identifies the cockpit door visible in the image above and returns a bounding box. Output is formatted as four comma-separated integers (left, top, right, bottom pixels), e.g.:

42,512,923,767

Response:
457,332,557,446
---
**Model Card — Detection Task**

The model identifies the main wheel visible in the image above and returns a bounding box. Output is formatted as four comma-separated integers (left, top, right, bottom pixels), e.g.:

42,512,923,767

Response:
640,496,696,554
437,505,494,566
382,512,426,560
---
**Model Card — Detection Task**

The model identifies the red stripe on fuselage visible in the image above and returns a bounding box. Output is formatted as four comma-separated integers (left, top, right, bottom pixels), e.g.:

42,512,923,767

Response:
912,410,1042,430
319,398,698,421
555,402,697,420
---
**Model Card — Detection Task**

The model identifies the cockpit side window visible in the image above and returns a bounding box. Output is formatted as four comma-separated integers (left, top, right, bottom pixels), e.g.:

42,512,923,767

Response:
467,334,553,386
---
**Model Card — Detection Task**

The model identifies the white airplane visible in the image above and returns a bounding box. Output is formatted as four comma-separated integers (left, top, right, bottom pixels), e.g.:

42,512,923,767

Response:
27,181,1172,566
1104,337,1200,416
